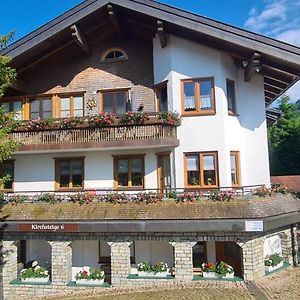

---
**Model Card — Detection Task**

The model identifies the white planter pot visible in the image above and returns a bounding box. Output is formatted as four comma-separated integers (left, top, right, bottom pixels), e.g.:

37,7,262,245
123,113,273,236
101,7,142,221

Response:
265,261,283,273
137,269,170,277
202,272,217,278
21,276,49,283
75,278,104,285
219,272,234,279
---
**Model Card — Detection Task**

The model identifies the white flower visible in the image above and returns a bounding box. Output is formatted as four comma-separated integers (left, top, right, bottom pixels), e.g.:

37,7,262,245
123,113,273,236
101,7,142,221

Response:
101,271,105,276
32,261,38,268
35,266,41,270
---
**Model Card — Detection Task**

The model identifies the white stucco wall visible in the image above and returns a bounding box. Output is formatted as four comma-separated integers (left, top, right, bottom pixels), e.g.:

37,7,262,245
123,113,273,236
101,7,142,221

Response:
153,34,270,189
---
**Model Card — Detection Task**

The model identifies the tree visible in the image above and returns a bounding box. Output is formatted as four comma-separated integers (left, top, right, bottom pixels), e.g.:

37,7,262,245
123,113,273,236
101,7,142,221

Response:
268,95,300,175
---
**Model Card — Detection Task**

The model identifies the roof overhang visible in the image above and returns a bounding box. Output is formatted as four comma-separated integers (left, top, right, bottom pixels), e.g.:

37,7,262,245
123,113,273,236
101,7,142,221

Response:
1,0,300,104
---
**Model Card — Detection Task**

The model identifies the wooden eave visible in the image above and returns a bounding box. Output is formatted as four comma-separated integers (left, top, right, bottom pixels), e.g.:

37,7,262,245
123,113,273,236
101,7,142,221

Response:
1,0,299,105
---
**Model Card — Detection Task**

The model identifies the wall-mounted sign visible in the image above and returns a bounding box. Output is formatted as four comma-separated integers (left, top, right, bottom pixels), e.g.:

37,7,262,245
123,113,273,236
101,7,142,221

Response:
245,220,264,232
19,223,79,232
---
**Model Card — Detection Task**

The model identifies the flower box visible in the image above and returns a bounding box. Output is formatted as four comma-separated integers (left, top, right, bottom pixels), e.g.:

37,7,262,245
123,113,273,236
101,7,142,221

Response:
20,276,50,283
202,271,217,278
137,269,170,277
75,278,104,285
265,261,283,273
219,272,234,279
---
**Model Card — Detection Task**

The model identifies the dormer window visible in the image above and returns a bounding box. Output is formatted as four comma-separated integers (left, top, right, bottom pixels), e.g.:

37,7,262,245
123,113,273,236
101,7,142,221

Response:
102,48,128,62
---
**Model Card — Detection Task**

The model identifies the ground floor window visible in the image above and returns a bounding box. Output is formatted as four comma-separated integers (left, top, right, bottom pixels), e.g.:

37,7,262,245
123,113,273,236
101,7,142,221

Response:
0,160,14,191
55,157,84,190
113,155,144,189
184,152,218,188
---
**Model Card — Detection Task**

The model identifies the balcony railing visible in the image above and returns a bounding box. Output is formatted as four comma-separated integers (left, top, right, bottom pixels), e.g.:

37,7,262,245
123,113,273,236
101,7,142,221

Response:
9,115,179,151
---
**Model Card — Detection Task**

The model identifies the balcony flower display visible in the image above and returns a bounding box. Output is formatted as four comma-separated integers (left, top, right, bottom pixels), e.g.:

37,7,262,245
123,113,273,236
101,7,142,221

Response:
26,117,54,130
264,254,284,272
88,112,115,127
61,116,85,129
159,111,181,126
20,261,50,283
75,267,105,285
120,111,149,125
137,261,170,277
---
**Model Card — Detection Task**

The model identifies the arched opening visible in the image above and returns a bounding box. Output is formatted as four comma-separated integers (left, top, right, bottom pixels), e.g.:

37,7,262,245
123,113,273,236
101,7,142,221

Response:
101,48,128,62
216,241,243,278
71,240,112,283
130,240,174,276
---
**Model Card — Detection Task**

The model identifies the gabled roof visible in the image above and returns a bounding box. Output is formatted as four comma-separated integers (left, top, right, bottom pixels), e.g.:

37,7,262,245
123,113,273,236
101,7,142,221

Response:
1,0,300,104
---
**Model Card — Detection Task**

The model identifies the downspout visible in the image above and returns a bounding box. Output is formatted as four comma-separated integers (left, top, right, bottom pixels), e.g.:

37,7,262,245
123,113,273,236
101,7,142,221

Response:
290,224,298,266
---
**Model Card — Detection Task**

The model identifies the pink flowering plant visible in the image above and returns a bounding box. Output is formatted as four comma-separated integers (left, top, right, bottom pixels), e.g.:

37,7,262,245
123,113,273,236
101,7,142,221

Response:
253,186,272,197
271,184,294,195
88,112,115,127
61,116,84,129
119,111,149,125
76,268,105,280
25,117,54,130
159,112,181,125
209,190,238,202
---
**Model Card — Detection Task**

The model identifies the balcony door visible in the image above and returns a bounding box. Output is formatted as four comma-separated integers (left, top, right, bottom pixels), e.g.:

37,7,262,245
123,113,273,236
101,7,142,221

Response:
157,153,171,194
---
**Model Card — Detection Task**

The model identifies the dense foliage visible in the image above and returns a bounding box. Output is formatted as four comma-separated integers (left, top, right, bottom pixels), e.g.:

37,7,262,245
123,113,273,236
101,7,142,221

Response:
268,95,300,175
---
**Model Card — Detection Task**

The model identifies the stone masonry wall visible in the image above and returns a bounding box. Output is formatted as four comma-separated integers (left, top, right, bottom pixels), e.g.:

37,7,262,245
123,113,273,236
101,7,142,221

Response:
2,227,296,300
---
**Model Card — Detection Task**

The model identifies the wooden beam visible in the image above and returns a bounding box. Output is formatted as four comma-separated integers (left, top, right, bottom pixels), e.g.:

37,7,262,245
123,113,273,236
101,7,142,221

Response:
107,4,121,35
261,66,295,83
265,91,277,99
9,79,27,93
244,52,261,82
157,20,167,48
70,24,91,55
264,84,281,95
264,77,288,90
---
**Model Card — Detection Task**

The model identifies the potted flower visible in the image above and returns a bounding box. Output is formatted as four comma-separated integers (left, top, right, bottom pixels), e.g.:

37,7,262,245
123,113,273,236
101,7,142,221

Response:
215,261,234,278
137,261,169,277
201,262,216,278
119,111,149,125
20,261,49,283
264,254,284,272
75,267,105,285
88,112,115,127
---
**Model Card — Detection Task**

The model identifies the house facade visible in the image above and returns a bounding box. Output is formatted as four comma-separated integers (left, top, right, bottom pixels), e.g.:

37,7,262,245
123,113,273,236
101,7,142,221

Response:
0,1,300,299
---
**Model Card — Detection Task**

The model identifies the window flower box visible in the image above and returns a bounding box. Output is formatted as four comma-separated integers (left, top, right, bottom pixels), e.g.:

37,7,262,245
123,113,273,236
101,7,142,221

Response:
264,254,284,273
20,261,50,284
137,270,170,277
21,276,50,283
202,271,217,278
75,278,104,285
137,261,169,277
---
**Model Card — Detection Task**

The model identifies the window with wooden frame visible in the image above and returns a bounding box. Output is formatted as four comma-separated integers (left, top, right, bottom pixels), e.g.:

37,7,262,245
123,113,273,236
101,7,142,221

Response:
230,151,241,186
0,160,14,191
55,158,84,190
114,155,144,189
101,48,128,62
30,97,52,119
100,90,129,114
226,79,236,115
1,100,23,120
154,81,168,112
184,152,218,188
59,95,84,118
181,77,215,115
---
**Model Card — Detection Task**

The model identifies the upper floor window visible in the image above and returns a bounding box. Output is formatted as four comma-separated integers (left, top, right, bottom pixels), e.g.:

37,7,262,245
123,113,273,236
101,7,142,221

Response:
102,48,128,62
226,79,236,115
155,81,168,112
100,90,129,114
230,151,241,186
1,100,23,120
30,98,52,119
181,77,215,115
60,95,84,118
185,152,218,188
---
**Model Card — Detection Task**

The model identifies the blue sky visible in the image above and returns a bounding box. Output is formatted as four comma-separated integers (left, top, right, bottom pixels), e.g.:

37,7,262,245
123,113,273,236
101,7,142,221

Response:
1,0,299,102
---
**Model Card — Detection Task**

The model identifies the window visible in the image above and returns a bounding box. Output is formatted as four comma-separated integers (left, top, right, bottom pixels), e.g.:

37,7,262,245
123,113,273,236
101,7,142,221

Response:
181,78,215,115
155,82,168,112
114,156,144,188
230,151,240,186
55,158,84,190
0,160,14,190
226,79,236,114
60,95,84,118
185,152,218,188
101,90,129,114
1,100,23,120
30,98,52,119
102,49,128,62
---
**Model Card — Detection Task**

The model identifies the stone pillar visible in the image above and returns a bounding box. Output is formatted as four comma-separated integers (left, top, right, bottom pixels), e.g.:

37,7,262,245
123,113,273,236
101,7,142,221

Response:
170,241,196,281
281,229,294,264
2,241,18,300
49,241,72,285
238,237,264,281
109,241,131,286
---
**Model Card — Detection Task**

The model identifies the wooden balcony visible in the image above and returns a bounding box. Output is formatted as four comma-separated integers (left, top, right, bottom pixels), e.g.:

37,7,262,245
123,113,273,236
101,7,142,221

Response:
10,122,179,152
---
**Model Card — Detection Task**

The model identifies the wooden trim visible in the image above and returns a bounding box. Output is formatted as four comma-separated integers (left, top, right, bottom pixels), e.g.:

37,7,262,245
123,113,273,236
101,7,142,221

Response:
181,77,216,116
100,89,129,113
156,153,171,192
230,151,241,187
54,157,85,191
184,151,219,188
154,81,168,112
153,80,168,89
226,79,237,115
113,155,145,189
